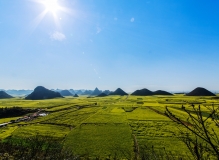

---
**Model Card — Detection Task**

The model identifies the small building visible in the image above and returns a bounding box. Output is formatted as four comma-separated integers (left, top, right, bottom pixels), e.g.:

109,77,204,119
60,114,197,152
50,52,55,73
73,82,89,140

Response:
0,123,8,127
39,113,48,116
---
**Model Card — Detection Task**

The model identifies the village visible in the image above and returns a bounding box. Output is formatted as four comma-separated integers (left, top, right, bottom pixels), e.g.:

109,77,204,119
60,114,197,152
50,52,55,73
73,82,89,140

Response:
0,110,48,127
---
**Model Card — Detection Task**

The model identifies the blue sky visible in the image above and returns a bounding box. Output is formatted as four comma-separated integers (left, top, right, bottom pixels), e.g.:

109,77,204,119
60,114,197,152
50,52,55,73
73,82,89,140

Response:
0,0,219,92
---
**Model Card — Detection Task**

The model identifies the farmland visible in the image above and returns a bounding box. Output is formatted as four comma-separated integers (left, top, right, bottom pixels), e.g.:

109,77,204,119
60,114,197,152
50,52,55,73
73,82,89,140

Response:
0,95,219,159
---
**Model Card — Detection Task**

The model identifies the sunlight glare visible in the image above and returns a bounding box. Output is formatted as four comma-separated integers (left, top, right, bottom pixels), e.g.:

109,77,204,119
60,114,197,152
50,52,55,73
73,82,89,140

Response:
30,0,73,33
43,0,60,13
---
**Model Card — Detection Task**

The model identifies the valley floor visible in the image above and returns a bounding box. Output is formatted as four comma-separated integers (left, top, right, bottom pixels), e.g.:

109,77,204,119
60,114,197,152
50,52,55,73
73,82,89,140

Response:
0,95,219,159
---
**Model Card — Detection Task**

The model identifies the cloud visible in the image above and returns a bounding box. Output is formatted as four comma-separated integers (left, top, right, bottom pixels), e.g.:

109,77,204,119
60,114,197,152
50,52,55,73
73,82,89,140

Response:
130,17,135,22
50,31,66,41
96,27,102,34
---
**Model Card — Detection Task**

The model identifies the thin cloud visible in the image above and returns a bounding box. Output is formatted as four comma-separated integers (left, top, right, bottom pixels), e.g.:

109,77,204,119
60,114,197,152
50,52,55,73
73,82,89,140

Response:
50,31,66,41
96,27,102,34
130,17,135,22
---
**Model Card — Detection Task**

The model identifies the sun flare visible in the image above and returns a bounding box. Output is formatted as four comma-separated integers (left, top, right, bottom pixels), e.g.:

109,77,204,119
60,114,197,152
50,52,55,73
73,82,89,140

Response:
30,0,72,33
42,0,60,13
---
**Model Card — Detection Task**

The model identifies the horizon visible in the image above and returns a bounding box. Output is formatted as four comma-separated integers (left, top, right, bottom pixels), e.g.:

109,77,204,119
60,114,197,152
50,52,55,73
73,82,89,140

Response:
0,86,219,93
1,0,219,91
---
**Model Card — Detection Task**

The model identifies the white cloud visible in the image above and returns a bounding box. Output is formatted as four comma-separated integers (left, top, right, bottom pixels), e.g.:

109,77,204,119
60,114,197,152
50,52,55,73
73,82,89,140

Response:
130,17,135,22
50,31,66,41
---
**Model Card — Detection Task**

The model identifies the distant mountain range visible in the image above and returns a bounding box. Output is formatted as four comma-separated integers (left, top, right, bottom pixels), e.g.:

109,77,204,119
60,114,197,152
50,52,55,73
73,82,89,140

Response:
58,90,73,96
0,89,33,96
91,87,102,95
0,87,217,98
96,93,108,97
81,90,93,95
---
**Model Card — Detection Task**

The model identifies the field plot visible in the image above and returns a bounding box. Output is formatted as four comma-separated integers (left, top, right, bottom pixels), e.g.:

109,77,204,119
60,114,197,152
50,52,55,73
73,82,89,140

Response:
0,126,18,139
126,107,169,120
11,124,70,138
65,124,133,158
0,95,218,158
83,106,127,124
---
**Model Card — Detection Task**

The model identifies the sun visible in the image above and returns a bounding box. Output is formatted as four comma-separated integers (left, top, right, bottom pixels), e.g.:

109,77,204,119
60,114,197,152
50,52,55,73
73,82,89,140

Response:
30,0,72,33
42,0,60,13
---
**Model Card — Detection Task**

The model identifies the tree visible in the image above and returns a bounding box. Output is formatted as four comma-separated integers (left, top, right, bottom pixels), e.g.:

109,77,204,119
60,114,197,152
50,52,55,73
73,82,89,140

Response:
165,104,219,160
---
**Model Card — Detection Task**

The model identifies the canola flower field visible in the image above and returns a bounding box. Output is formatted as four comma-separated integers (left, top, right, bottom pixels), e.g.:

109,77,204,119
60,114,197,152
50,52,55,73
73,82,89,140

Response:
0,94,219,158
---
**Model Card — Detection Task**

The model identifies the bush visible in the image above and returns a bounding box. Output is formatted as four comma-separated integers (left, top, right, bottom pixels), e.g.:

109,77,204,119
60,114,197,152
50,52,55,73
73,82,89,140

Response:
0,135,77,160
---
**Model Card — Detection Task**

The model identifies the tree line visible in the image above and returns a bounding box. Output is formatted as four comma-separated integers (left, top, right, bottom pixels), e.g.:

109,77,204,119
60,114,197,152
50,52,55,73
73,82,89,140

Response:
0,107,36,118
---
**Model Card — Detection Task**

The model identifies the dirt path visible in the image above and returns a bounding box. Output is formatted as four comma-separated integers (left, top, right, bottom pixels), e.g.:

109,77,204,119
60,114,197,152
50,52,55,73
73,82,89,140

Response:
132,134,139,160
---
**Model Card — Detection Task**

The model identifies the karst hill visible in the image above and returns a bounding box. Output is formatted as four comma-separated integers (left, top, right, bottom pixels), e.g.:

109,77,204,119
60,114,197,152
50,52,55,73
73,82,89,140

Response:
91,87,102,95
131,88,153,96
186,87,216,96
109,88,128,96
0,91,13,99
59,90,73,96
25,86,63,100
153,90,173,95
97,93,108,97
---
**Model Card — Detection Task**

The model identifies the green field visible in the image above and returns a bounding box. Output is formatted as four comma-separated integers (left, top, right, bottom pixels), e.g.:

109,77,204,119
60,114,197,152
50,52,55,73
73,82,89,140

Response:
0,95,219,158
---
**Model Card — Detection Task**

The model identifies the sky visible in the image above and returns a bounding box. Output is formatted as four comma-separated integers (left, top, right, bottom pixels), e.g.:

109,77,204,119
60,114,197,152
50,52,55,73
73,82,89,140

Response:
0,0,219,92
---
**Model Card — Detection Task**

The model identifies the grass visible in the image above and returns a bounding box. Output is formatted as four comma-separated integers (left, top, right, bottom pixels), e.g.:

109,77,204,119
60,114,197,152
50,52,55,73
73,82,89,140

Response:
0,95,218,158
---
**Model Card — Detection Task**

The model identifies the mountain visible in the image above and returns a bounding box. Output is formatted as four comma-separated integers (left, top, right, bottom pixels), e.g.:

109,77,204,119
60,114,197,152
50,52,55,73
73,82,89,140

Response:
96,93,108,97
75,90,83,95
0,91,13,99
153,90,173,95
109,88,128,96
69,89,75,94
51,89,62,92
102,90,111,95
91,87,102,95
74,94,79,97
82,90,93,95
25,86,63,100
186,87,216,96
131,88,153,96
3,90,33,96
59,90,73,96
